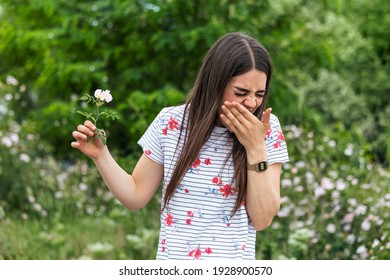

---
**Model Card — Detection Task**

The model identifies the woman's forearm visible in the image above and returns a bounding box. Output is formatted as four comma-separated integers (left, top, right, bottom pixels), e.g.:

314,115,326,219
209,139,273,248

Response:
245,144,281,231
92,146,141,210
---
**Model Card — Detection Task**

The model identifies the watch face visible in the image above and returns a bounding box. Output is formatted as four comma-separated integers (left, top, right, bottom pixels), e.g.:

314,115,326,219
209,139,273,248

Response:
258,161,267,171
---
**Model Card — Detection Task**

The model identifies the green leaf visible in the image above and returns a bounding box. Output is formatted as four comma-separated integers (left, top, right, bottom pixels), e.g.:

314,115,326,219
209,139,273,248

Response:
79,94,94,103
79,95,90,101
101,110,120,121
76,111,92,118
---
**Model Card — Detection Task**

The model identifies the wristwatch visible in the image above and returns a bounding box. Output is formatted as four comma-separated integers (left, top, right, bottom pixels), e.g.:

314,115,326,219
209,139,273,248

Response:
247,160,268,172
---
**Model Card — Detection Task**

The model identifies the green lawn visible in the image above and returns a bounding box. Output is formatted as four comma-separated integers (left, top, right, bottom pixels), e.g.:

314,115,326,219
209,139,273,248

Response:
0,214,159,260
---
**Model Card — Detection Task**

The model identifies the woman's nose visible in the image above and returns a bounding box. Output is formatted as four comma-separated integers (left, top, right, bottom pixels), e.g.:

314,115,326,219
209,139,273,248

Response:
243,97,257,110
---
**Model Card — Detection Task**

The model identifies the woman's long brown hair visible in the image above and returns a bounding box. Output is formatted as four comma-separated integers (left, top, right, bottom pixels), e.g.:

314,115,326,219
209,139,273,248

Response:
163,32,273,216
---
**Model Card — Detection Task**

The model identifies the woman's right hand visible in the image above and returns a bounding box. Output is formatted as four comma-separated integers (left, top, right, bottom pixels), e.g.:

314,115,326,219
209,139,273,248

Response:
71,120,106,159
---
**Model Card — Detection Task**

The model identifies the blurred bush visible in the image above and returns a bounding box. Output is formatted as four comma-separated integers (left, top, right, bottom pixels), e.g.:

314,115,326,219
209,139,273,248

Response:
256,124,389,260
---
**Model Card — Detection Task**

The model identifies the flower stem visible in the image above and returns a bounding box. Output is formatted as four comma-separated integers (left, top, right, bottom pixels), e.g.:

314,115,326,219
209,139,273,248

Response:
95,103,100,126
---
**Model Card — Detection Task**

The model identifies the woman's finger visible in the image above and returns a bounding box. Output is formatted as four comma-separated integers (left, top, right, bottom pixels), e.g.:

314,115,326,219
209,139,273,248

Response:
72,130,88,141
77,124,95,137
71,141,81,149
261,108,272,127
228,102,257,121
84,120,96,131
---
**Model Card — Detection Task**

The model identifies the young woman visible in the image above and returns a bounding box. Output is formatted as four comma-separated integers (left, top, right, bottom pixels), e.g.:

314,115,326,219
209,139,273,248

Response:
71,32,289,259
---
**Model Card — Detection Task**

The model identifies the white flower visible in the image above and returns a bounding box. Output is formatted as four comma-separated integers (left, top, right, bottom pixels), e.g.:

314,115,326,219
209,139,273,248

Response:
281,178,292,187
342,213,354,224
347,198,358,206
314,185,326,198
344,143,354,156
291,167,298,174
347,234,356,244
355,205,367,215
87,242,113,253
27,195,35,203
5,93,12,101
293,177,301,185
33,203,42,212
321,177,334,190
343,224,351,232
10,133,19,143
336,179,347,191
103,90,113,102
356,245,368,259
94,89,105,100
6,75,18,86
94,89,112,103
332,190,340,200
280,196,289,204
361,219,371,231
277,206,291,217
372,239,380,248
19,153,30,162
79,183,88,191
1,136,12,147
55,191,63,199
306,172,314,184
326,223,336,234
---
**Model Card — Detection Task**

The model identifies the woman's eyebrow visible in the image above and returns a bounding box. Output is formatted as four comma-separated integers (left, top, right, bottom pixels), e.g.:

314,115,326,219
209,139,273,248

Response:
234,86,266,94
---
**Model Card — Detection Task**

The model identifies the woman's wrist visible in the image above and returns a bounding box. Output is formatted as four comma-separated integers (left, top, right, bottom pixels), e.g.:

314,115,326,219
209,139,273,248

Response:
246,142,267,163
92,145,110,162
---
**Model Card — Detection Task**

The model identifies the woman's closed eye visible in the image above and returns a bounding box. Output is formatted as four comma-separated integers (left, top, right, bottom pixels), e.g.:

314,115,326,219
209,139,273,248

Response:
234,92,265,98
234,92,247,97
256,93,265,98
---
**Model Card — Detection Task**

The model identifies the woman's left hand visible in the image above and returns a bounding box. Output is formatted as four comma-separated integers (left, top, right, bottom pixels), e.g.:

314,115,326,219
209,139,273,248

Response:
220,101,271,150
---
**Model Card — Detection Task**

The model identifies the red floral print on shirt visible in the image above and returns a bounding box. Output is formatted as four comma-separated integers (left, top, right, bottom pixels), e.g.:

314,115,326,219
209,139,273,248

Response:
165,213,174,226
162,128,168,135
161,239,166,252
192,158,201,168
220,184,234,197
277,130,285,141
168,117,179,130
205,247,212,254
145,149,151,155
265,127,272,139
188,248,202,259
204,158,211,165
212,177,223,185
186,211,194,225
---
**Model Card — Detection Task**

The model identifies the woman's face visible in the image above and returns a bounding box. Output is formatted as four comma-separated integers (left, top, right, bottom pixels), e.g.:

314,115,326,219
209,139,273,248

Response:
217,69,267,126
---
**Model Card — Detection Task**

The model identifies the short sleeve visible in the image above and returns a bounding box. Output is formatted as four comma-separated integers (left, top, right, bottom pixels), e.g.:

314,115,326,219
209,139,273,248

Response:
264,114,289,164
137,109,165,165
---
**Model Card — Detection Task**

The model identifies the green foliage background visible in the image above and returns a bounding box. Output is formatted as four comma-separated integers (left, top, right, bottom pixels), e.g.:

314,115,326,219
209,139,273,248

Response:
0,0,389,260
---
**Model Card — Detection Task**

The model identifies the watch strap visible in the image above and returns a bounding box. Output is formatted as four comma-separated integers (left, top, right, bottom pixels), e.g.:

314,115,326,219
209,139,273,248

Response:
247,160,268,172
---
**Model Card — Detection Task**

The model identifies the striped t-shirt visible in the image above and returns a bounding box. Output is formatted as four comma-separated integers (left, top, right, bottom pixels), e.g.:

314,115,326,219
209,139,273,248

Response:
138,104,289,259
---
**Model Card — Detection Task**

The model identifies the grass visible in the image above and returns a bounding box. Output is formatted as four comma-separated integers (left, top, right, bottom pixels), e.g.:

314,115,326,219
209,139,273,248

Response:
0,209,160,260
